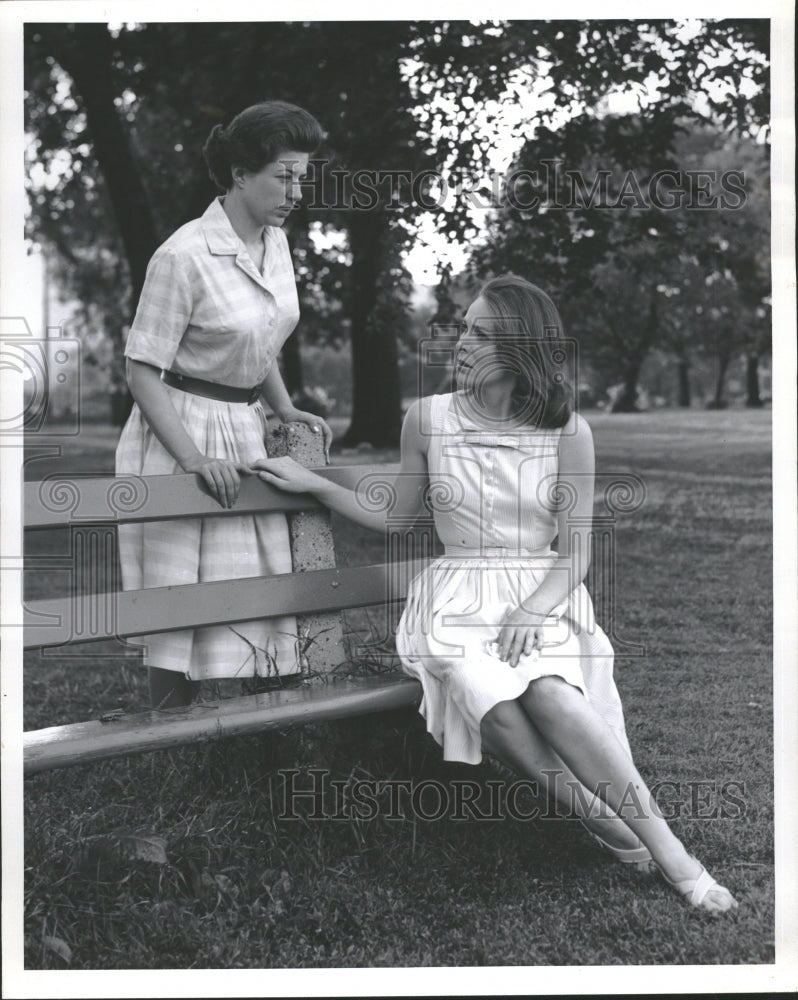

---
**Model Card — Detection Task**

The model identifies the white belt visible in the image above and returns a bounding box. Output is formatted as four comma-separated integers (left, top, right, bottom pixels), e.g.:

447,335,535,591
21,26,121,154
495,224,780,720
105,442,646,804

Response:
442,544,552,559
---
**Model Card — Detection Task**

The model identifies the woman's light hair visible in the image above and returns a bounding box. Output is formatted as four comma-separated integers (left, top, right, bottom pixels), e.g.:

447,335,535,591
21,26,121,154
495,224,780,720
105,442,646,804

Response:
478,274,573,429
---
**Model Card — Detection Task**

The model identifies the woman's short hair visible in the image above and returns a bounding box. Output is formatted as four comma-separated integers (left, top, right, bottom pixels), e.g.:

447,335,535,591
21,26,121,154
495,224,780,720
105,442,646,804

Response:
477,274,573,429
203,101,324,191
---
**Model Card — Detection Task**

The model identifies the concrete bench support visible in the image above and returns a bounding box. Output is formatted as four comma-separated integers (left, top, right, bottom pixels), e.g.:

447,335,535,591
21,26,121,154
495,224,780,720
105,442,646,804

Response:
269,422,347,675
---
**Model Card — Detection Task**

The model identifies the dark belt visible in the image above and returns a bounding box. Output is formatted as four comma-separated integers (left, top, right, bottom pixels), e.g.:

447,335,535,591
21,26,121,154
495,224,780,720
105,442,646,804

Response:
161,370,263,405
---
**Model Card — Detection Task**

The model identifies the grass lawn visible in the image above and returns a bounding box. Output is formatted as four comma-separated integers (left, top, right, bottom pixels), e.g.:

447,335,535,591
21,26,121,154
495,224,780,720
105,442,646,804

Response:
21,408,773,969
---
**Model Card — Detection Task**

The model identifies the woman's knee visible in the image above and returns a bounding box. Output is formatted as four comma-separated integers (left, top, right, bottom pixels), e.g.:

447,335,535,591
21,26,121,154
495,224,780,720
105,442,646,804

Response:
522,675,583,725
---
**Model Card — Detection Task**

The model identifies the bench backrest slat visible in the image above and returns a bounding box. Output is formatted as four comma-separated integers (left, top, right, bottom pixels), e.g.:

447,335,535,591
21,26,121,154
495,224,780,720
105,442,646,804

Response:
25,466,392,529
24,560,425,649
22,448,419,771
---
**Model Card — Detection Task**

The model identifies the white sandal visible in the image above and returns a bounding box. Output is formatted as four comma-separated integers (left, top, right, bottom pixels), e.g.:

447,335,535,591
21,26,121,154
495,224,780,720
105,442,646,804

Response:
658,856,738,912
581,821,654,872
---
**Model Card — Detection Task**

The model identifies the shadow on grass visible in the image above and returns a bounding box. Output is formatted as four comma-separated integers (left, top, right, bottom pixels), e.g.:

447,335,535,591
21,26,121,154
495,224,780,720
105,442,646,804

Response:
22,410,774,968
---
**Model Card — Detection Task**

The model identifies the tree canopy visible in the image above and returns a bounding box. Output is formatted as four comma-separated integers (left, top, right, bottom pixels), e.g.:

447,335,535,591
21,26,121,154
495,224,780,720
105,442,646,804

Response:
470,89,769,408
25,19,769,437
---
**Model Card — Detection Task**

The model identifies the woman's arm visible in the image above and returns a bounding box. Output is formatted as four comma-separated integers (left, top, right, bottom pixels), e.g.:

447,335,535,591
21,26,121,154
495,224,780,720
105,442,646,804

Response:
497,412,596,664
126,359,249,508
260,361,333,460
254,397,431,534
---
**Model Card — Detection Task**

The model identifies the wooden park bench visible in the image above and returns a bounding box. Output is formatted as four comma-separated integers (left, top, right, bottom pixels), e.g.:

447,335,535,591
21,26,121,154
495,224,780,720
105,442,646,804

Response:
23,425,427,775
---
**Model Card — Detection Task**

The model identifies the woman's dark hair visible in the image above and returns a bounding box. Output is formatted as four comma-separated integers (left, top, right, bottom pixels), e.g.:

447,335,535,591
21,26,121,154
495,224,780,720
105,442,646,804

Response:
477,274,573,429
203,101,324,191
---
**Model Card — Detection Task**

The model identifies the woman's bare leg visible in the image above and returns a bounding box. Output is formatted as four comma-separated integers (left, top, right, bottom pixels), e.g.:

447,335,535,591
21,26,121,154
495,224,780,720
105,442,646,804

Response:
518,676,736,911
481,698,644,852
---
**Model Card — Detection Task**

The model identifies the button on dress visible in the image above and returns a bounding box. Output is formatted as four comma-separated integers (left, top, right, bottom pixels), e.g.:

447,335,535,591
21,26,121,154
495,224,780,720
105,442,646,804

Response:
395,393,632,764
115,199,301,681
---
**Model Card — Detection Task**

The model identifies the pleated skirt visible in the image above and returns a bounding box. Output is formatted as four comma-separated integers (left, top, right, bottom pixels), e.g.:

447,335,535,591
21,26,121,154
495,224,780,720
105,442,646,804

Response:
395,552,631,765
115,383,298,681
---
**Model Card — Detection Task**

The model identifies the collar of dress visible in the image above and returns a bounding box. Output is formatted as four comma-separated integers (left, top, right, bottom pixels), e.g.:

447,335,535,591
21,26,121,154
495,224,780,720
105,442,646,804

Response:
447,398,551,450
201,198,275,291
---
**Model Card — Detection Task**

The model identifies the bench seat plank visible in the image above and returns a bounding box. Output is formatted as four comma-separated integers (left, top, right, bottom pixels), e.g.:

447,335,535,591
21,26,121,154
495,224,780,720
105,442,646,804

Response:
24,560,426,649
24,675,422,774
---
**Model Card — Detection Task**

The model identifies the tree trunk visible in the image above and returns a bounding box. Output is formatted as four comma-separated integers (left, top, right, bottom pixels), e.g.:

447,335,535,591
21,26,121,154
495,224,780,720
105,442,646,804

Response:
280,333,304,397
709,353,731,409
745,352,763,407
278,213,313,399
178,24,274,225
342,212,402,447
676,357,691,407
611,362,642,412
47,25,158,303
110,390,134,426
611,285,657,413
47,25,159,429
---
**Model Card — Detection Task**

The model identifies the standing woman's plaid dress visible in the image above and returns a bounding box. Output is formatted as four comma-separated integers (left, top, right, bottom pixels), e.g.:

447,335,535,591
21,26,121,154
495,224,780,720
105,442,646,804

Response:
116,198,301,681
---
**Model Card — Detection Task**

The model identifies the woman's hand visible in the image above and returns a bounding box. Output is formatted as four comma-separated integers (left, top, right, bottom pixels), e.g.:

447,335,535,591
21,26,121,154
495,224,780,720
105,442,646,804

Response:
279,407,333,462
181,455,251,509
252,456,328,495
496,606,547,668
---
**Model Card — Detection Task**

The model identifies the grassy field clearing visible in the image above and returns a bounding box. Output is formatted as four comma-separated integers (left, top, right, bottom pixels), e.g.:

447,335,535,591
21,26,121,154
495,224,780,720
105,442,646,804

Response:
21,408,773,968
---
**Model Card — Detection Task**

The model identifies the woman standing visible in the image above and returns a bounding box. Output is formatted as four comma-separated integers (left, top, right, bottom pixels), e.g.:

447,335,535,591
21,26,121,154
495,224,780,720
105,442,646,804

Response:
116,101,332,708
254,275,738,913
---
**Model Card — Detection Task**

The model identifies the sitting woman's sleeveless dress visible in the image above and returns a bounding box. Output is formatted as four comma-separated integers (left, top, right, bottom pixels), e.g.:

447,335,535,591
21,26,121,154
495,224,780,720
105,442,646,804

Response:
395,393,632,765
